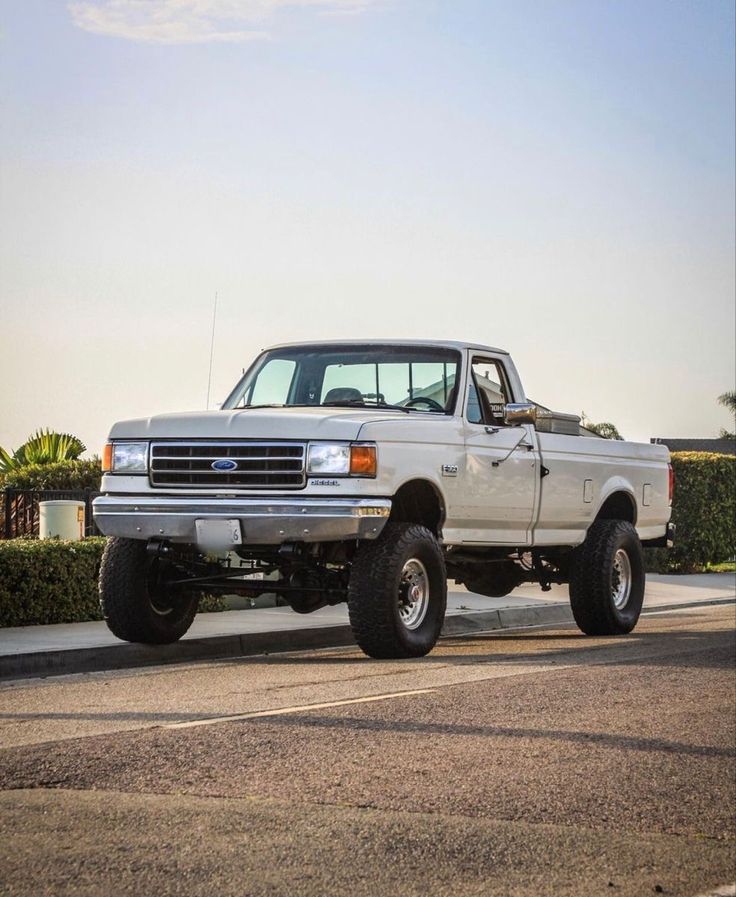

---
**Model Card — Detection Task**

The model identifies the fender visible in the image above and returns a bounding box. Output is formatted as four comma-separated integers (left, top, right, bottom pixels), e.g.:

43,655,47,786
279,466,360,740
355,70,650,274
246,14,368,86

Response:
592,476,638,524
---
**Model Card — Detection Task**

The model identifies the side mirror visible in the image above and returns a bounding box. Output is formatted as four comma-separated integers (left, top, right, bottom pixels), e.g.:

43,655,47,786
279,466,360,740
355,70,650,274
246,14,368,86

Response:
504,403,537,426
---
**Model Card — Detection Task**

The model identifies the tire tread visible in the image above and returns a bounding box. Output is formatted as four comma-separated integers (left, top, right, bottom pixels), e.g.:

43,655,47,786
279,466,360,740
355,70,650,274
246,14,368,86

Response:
569,519,644,635
347,522,446,659
99,537,197,644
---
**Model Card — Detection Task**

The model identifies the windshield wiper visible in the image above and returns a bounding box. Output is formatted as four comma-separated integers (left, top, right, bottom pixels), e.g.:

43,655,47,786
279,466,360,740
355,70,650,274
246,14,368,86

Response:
321,401,411,414
232,404,286,410
233,401,417,414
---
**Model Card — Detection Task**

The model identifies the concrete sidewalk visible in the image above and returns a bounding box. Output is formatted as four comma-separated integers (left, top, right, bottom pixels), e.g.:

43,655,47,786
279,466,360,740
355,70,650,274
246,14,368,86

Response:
0,573,733,680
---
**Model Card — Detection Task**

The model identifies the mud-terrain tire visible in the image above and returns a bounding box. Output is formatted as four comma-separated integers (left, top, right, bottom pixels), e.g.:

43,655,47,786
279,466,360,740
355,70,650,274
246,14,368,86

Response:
99,537,198,644
347,522,447,659
569,519,645,636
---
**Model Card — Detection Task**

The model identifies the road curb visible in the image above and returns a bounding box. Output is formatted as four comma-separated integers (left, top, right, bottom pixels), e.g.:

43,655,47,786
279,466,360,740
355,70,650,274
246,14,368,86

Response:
0,596,733,681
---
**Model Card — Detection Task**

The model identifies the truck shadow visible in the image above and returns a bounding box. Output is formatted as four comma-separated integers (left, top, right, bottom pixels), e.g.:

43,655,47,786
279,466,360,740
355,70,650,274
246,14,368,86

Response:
242,711,736,760
247,625,735,672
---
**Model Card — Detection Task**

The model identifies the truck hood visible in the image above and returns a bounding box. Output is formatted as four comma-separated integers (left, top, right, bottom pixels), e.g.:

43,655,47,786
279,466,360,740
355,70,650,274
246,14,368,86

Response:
108,407,408,442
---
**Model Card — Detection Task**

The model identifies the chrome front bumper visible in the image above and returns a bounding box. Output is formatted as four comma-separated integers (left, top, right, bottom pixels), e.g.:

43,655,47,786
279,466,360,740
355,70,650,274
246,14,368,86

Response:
93,495,392,545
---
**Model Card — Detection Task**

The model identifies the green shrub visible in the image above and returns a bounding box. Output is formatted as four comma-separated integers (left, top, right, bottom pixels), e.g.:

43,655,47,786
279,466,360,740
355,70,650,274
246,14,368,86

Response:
0,538,106,627
0,458,102,492
0,538,225,628
646,452,736,574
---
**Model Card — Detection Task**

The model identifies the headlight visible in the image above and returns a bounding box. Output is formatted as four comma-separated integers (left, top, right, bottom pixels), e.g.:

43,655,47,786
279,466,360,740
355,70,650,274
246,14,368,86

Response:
307,443,350,475
307,443,377,477
104,442,148,474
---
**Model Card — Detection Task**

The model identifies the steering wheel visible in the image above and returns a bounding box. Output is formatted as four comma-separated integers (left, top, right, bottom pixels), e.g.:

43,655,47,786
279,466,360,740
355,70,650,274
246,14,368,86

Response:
404,396,445,412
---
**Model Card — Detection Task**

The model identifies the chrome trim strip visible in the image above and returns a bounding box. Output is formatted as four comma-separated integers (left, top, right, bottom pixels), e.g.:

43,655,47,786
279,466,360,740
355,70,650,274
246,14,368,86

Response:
152,456,304,462
149,469,303,476
149,441,306,446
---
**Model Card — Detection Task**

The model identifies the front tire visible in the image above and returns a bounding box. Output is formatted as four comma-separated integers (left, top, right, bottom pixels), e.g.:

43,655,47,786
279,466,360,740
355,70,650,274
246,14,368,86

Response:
99,537,199,644
569,519,645,635
347,522,447,659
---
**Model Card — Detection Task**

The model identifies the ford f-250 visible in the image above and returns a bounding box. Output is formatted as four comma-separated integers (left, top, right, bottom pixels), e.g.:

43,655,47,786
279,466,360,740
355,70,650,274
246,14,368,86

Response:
93,340,674,658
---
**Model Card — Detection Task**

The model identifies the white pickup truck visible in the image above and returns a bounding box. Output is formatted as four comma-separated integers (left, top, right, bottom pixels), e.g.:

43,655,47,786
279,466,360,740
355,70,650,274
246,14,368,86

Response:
93,340,674,658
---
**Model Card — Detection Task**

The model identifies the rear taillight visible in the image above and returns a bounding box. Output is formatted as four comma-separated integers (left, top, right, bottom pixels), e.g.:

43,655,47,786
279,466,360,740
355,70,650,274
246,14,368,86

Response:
668,463,675,504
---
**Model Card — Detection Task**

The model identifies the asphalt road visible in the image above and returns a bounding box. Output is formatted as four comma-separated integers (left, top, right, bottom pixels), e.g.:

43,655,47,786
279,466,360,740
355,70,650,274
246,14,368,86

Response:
0,603,734,897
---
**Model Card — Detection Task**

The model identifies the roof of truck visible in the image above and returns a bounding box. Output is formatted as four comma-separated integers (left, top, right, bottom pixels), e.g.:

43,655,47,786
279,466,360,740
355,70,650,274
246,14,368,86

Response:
263,339,509,355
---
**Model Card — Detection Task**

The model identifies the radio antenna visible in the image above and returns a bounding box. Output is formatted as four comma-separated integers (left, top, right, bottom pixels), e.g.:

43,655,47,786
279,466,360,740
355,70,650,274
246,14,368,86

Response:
206,291,218,410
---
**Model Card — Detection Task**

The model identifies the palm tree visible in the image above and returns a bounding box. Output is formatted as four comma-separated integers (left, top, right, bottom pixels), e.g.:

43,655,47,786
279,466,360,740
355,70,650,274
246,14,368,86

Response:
718,391,736,439
0,429,86,473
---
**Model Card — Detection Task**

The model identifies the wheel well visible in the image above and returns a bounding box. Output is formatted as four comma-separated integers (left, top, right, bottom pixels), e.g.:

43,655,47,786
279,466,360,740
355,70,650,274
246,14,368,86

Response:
390,480,444,536
595,491,637,525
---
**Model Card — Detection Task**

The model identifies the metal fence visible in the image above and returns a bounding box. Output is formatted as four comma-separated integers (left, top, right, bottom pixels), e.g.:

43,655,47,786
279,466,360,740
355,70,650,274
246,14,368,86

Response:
2,489,101,539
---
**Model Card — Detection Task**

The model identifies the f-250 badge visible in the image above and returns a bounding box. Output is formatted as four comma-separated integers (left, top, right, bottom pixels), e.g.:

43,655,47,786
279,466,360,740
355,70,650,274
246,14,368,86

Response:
441,464,458,477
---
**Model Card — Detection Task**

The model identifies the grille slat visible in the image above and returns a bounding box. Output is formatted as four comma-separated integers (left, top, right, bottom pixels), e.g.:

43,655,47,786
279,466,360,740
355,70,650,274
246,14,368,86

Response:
150,442,306,489
152,455,301,462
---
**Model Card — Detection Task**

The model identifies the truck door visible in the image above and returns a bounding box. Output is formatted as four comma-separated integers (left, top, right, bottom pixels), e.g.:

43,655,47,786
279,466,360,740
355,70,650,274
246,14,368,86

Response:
459,357,538,544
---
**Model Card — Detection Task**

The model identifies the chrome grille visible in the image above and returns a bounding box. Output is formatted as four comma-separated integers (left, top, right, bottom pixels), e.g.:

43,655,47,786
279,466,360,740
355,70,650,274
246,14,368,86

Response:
149,442,306,489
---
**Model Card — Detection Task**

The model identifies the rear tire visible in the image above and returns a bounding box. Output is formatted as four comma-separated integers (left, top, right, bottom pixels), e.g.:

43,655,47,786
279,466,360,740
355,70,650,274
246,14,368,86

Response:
348,522,447,659
99,537,199,644
569,519,645,635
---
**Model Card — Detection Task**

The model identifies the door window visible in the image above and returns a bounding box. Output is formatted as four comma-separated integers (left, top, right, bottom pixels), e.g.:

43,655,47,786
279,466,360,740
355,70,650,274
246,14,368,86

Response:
467,360,510,425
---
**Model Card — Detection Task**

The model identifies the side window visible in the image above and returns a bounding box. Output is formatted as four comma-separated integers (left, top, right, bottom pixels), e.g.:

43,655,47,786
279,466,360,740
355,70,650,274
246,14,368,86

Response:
466,359,510,425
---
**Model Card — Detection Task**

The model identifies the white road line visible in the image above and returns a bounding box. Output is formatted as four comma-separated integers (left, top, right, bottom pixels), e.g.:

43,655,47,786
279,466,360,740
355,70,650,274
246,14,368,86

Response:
164,688,436,731
689,885,735,897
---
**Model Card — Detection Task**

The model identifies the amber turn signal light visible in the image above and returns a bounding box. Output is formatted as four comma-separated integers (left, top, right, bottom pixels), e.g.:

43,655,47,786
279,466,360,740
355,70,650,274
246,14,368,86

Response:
350,444,377,477
102,443,113,473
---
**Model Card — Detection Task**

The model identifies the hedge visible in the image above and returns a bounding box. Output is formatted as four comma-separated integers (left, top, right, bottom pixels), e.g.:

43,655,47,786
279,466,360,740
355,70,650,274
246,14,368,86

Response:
0,538,225,628
646,452,736,574
0,459,102,491
0,538,106,627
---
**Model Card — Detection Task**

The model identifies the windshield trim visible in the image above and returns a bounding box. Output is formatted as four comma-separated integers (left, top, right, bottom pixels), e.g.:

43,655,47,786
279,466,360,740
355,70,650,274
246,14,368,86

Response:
223,344,462,415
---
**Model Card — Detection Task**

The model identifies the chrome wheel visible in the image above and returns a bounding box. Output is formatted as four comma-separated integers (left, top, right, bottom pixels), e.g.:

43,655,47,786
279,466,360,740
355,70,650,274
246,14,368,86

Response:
398,558,429,630
611,548,632,610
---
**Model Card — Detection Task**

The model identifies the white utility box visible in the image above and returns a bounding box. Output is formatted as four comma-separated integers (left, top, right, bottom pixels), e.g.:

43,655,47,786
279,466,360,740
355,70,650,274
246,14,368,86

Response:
39,500,85,541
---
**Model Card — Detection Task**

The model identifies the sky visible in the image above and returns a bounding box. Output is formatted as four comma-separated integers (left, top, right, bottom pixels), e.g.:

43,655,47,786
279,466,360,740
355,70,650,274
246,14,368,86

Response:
1,0,734,455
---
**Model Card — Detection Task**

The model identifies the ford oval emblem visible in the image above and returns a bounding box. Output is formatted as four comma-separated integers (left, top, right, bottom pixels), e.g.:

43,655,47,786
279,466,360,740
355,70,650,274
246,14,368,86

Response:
211,459,238,471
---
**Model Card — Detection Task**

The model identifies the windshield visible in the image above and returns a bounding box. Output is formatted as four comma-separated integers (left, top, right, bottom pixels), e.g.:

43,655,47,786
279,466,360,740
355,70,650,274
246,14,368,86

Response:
223,345,461,414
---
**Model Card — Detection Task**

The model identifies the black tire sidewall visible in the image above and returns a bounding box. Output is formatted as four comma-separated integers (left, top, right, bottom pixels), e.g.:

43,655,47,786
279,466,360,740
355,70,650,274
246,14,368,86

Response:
347,522,447,659
389,530,446,655
570,519,645,636
100,537,198,644
147,554,199,628
610,526,645,631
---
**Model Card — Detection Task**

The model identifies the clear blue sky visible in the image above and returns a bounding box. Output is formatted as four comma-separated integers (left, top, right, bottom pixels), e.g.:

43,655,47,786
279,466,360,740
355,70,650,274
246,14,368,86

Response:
1,0,734,453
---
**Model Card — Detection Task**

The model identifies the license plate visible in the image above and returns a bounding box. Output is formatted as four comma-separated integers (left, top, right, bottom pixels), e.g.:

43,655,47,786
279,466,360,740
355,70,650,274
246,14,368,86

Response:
195,519,243,548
